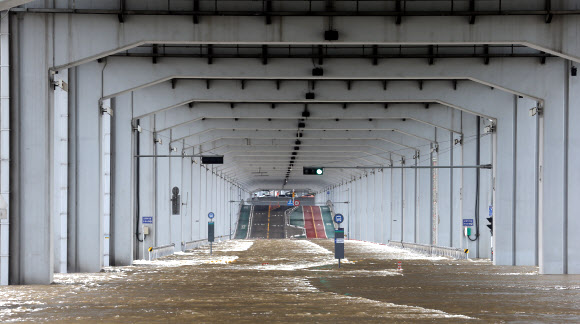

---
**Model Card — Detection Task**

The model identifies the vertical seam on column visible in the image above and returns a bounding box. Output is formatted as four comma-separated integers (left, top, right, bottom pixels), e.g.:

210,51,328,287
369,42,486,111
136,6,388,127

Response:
512,95,517,266
535,107,540,266
563,61,570,274
450,131,454,248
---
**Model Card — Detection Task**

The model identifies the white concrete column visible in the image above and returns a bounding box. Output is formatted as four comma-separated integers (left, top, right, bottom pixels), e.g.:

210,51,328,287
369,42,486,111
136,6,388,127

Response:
110,93,134,266
10,12,54,284
101,99,111,267
138,115,155,259
567,61,580,274
71,61,104,272
169,138,182,250
52,71,68,274
0,11,9,285
181,147,192,245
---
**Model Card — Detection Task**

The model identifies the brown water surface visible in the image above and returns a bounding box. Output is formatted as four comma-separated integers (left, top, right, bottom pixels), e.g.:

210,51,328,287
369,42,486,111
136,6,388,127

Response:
1,239,579,323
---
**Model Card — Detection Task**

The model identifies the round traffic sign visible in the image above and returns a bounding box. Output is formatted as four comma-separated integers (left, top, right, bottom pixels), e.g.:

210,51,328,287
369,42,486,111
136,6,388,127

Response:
294,200,300,206
208,212,215,219
334,214,344,224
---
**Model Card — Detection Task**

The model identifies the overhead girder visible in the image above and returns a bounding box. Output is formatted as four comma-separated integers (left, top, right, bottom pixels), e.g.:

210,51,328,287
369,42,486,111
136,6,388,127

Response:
173,130,423,155
0,0,34,10
192,138,408,156
105,57,549,101
153,103,460,135
207,140,401,178
149,103,461,134
131,79,508,119
223,160,370,187
166,119,437,144
12,1,578,17
223,164,353,187
44,15,580,71
201,141,404,179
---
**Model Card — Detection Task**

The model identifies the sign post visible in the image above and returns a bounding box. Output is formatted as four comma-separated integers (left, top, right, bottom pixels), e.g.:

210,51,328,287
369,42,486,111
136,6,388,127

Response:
334,214,345,268
208,212,215,255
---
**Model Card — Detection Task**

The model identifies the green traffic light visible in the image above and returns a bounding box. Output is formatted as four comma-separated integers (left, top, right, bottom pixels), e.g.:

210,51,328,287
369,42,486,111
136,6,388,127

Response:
316,168,323,175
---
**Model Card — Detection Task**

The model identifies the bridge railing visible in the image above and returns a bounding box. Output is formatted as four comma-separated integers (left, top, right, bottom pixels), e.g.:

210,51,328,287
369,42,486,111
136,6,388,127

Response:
182,235,230,252
388,241,467,259
148,243,175,260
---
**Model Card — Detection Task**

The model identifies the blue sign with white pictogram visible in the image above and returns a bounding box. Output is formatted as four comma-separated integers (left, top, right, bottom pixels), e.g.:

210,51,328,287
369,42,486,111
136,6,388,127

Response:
142,216,153,224
208,212,215,219
287,199,294,206
489,206,493,217
334,214,344,224
463,219,474,226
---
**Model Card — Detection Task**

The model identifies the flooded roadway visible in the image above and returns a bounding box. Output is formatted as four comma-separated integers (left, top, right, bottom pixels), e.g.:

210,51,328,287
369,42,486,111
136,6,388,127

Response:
1,239,579,323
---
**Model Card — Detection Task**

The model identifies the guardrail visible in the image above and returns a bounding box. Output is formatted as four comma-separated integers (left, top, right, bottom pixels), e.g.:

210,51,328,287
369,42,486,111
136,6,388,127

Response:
388,241,467,259
148,243,175,260
182,235,230,252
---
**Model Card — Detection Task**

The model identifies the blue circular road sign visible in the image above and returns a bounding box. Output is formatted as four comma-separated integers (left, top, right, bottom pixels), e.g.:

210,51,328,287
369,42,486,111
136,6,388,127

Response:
334,214,344,224
208,212,215,219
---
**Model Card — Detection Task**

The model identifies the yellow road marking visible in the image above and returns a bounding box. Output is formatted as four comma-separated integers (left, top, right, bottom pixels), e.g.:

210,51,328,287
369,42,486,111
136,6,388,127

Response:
311,206,318,238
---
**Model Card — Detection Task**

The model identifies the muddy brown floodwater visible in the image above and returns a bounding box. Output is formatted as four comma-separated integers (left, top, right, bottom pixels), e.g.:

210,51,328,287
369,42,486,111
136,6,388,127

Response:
1,239,579,323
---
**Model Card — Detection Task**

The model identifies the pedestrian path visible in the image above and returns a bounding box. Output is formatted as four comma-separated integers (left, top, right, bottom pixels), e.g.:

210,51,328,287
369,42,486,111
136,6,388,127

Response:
234,205,251,239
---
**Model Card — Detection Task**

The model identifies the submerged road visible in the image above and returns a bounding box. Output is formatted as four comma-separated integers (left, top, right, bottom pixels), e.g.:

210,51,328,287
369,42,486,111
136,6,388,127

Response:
303,206,327,239
1,239,579,323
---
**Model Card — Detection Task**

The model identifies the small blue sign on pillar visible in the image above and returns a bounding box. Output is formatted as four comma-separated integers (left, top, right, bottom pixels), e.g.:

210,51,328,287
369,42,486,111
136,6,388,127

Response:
142,216,153,224
489,206,493,217
463,219,474,226
334,214,344,224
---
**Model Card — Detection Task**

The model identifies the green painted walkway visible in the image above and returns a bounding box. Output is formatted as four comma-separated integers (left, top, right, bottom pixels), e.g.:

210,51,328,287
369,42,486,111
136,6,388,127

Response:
320,206,335,238
234,205,251,239
289,207,304,227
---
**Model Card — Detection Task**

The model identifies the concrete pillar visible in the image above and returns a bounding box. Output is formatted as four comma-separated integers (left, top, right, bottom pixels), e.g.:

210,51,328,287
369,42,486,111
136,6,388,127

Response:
70,62,104,273
138,115,155,259
461,114,479,257
10,13,54,284
566,61,580,274
391,165,403,242
437,128,452,247
181,148,192,244
110,93,134,266
382,169,391,243
53,71,68,273
0,11,9,284
169,139,182,250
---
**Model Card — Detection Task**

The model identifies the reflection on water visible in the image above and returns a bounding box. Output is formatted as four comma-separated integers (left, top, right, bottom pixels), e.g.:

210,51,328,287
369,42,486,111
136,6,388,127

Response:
1,239,579,323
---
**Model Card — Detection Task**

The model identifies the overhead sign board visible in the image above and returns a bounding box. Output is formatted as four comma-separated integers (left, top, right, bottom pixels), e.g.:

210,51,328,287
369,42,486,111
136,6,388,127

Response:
142,216,153,224
463,219,474,226
201,156,224,164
